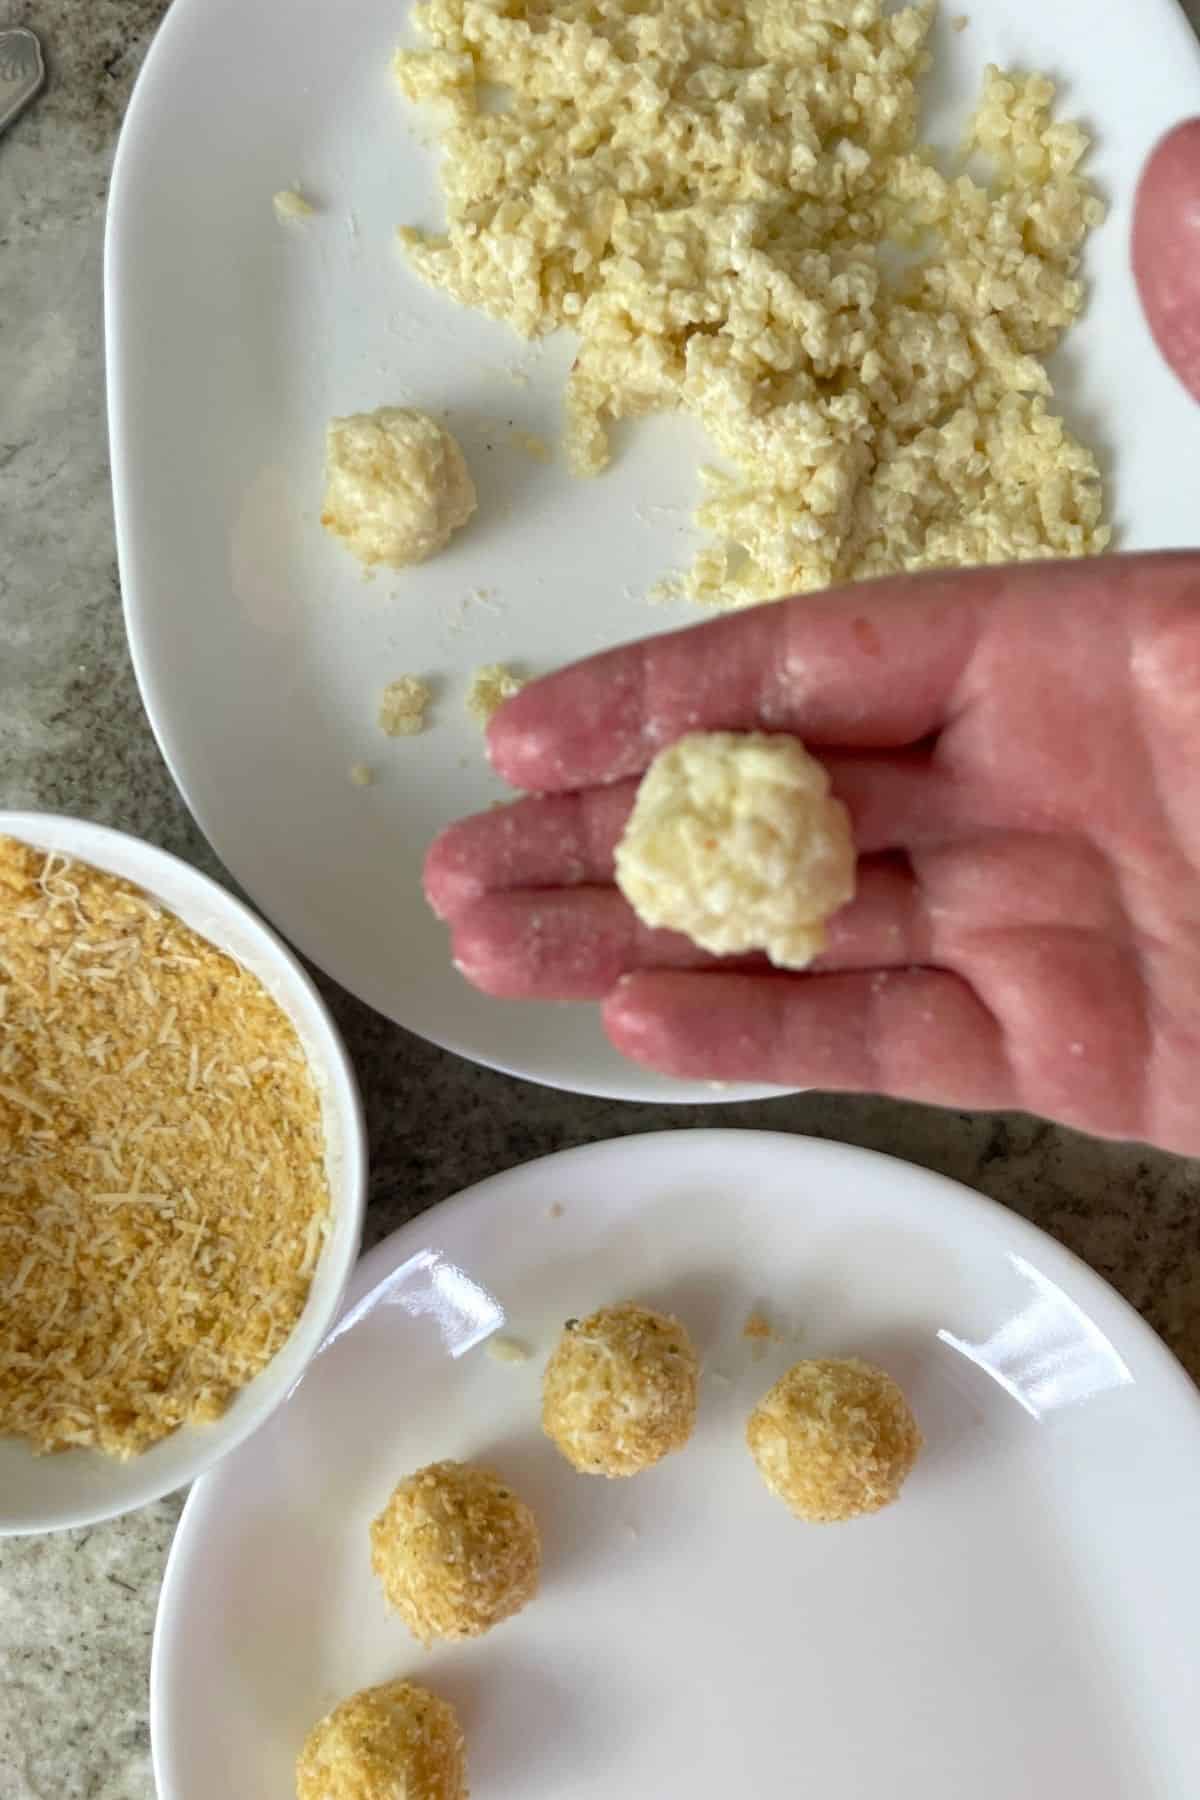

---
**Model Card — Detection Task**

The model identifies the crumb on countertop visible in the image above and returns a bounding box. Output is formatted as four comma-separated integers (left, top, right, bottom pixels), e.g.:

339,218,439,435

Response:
486,1335,533,1365
350,762,376,787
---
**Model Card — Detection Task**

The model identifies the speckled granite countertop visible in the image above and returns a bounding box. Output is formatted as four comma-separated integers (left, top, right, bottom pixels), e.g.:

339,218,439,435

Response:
2,3,1200,1795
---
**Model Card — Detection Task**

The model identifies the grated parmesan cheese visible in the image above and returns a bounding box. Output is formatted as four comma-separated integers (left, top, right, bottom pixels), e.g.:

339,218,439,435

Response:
0,837,331,1460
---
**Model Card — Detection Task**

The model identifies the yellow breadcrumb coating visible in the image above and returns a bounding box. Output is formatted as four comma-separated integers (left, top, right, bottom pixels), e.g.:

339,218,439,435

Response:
747,1357,922,1522
393,2,1107,608
295,1679,467,1800
322,407,476,569
542,1301,698,1477
614,732,855,968
370,1460,541,1646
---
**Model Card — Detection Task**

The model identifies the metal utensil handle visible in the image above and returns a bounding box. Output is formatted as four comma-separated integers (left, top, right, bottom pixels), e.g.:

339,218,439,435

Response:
0,28,45,138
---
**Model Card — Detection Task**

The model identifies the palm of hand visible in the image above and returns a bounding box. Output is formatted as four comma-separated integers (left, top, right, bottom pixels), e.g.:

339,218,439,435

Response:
426,558,1200,1152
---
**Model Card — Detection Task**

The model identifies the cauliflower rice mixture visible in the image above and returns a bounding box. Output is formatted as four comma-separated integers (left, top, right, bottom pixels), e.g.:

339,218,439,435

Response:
395,0,1107,607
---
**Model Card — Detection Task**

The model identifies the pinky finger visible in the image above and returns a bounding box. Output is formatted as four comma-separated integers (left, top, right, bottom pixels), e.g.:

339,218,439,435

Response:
602,967,1016,1109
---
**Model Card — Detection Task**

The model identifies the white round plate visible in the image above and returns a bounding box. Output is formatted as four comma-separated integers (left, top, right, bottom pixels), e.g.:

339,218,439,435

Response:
152,1130,1200,1799
0,812,366,1534
106,1,1200,1101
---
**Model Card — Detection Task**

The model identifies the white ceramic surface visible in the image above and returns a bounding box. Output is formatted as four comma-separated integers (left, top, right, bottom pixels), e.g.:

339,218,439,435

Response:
0,812,367,1534
106,1,1200,1101
152,1130,1200,1799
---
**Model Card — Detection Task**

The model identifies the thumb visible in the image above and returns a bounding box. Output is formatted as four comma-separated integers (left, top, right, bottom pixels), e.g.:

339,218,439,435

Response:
1133,119,1200,404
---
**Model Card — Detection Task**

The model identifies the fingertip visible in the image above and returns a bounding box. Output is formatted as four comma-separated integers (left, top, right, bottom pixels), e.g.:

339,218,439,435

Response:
449,907,523,998
422,822,484,922
1134,116,1200,403
601,973,674,1070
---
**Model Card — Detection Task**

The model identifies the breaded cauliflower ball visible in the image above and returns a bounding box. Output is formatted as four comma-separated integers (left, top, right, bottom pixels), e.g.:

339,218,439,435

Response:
746,1357,922,1523
614,731,856,970
295,1679,466,1800
370,1460,540,1646
321,406,476,568
542,1301,698,1477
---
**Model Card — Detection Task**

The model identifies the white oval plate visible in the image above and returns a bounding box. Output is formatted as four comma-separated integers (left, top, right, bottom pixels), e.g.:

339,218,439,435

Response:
152,1130,1200,1799
106,1,1200,1101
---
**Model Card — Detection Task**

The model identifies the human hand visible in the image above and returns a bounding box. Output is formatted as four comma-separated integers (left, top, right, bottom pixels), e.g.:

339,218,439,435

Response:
425,122,1200,1151
427,555,1200,1148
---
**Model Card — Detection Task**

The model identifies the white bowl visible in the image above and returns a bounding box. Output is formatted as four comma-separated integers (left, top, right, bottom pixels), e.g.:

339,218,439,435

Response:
0,811,367,1534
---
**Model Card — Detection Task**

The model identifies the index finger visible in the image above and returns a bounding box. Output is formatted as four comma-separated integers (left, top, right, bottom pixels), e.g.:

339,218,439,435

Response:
488,564,998,792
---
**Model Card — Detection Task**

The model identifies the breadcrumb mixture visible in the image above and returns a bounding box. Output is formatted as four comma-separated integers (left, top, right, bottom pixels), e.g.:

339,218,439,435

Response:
395,0,1107,607
296,1679,467,1800
746,1356,922,1522
370,1459,541,1644
542,1300,698,1476
466,663,526,725
0,838,330,1460
380,673,434,736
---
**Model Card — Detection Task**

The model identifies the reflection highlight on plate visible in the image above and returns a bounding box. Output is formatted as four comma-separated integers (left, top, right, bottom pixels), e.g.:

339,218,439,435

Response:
306,1247,505,1378
939,1256,1134,1420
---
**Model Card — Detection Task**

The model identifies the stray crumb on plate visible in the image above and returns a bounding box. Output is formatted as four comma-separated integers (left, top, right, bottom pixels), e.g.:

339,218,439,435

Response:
547,1202,565,1220
951,13,969,28
350,762,376,786
509,430,552,463
466,663,526,726
486,1335,533,1365
379,674,433,737
273,188,315,221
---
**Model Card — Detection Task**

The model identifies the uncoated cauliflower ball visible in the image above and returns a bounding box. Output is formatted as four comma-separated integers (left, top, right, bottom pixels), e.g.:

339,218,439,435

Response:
746,1358,922,1523
321,406,476,568
295,1678,467,1800
369,1459,540,1646
614,731,856,969
542,1301,698,1477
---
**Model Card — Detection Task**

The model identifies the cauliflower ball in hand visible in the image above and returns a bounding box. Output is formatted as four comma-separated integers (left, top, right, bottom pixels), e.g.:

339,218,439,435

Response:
295,1679,467,1800
542,1301,699,1477
615,731,856,969
321,406,476,569
370,1459,540,1646
747,1357,922,1523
